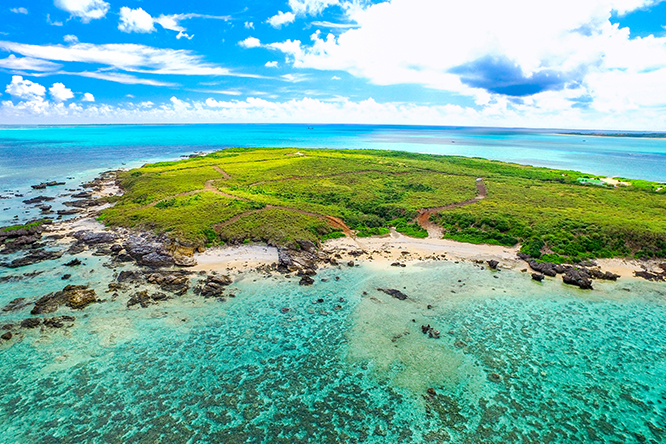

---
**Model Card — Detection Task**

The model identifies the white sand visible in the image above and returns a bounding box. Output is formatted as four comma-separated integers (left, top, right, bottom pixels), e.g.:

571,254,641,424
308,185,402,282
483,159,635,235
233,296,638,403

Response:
322,229,523,269
191,245,279,272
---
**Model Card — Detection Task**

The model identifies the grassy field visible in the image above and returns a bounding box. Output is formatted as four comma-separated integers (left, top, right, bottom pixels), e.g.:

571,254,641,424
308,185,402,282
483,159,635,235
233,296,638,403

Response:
99,147,666,260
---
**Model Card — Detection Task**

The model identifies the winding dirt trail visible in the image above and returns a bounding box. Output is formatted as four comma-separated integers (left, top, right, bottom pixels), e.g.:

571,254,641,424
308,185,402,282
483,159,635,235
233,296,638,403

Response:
416,178,487,238
212,165,231,179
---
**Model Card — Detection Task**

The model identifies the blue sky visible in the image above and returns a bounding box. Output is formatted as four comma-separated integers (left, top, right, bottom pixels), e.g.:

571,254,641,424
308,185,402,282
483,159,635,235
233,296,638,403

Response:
1,0,666,129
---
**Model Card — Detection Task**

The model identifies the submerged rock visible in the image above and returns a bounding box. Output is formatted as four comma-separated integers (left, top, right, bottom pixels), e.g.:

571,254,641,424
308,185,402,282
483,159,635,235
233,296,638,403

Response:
377,288,408,300
487,260,499,269
2,298,30,312
1,332,12,341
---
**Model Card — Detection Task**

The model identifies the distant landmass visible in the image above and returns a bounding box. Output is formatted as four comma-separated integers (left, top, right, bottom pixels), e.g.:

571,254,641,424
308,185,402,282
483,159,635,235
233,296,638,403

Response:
560,132,666,138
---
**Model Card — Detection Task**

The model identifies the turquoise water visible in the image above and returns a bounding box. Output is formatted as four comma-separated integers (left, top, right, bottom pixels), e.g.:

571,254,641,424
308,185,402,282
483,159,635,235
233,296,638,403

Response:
1,257,665,443
2,124,666,226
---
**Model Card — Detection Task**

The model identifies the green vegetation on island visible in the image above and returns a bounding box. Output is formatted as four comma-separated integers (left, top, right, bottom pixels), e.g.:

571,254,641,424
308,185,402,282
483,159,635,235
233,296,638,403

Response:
99,148,666,261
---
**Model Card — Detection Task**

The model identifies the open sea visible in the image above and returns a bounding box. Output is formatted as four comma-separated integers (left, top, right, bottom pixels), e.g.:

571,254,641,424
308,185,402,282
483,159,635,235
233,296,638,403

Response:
1,124,666,443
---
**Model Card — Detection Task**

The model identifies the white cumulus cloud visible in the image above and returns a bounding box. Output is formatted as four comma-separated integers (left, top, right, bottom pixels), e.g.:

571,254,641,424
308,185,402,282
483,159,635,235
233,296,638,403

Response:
268,0,666,114
49,82,74,102
239,37,262,48
64,35,79,43
267,11,296,28
54,0,110,23
82,92,95,102
10,7,28,14
5,75,46,100
118,7,155,33
265,61,278,68
245,21,254,29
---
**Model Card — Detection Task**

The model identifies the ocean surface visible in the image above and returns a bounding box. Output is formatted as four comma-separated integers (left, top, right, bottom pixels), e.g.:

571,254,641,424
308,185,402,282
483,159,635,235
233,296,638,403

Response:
1,124,666,442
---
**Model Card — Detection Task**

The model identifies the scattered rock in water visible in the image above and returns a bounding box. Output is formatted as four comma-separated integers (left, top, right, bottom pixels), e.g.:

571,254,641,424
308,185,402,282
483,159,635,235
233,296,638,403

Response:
20,318,41,329
347,260,355,267
280,307,290,313
1,332,12,341
488,372,502,382
454,340,466,348
31,284,98,314
390,262,406,267
299,275,315,286
64,258,82,267
194,274,232,297
421,324,440,339
426,388,437,397
2,298,30,312
487,260,499,269
61,274,71,280
147,272,191,295
377,288,408,300
3,249,64,268
43,316,75,328
127,290,153,308
532,273,545,282
23,196,54,205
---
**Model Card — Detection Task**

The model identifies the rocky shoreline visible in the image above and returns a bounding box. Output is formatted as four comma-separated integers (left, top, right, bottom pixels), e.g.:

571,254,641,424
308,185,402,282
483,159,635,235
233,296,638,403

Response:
1,169,665,345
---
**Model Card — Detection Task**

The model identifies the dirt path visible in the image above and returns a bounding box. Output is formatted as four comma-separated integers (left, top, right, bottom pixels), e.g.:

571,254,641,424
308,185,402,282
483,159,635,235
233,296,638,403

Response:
212,165,231,179
416,178,487,238
203,179,249,201
213,205,353,235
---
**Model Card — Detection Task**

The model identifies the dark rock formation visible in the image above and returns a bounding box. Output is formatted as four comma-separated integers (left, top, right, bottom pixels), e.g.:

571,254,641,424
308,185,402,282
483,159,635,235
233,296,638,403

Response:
23,196,54,205
531,273,545,282
527,260,558,277
377,288,408,300
64,258,82,267
3,249,63,268
487,260,499,269
634,270,666,281
43,316,75,328
299,275,314,286
391,262,406,267
194,274,232,298
1,332,12,341
31,285,98,314
124,237,175,268
72,231,117,245
21,318,41,329
146,272,191,295
562,268,593,290
57,209,80,216
421,324,440,339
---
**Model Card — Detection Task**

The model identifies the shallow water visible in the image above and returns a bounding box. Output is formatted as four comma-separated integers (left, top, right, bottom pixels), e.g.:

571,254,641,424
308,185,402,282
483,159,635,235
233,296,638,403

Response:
1,258,665,443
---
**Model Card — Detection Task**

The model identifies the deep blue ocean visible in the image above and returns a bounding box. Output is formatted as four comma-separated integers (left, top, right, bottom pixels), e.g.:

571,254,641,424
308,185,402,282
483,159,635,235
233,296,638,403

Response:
1,124,666,443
